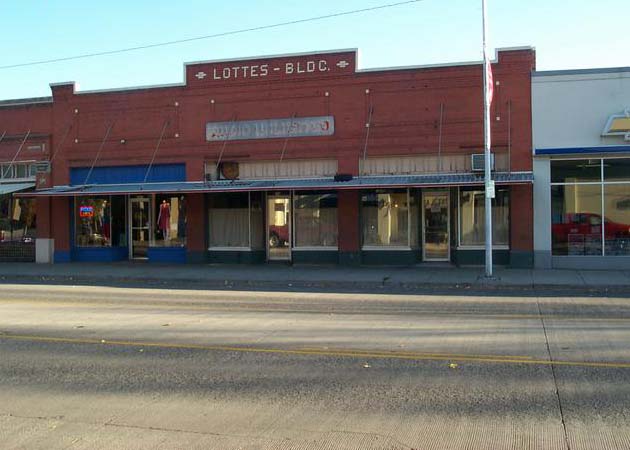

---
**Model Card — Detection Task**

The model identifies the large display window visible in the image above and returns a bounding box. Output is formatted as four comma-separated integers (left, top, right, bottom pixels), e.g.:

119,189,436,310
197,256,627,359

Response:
361,189,412,247
294,192,338,248
153,194,186,247
0,196,36,243
458,188,509,247
551,158,630,256
75,196,125,247
208,192,262,249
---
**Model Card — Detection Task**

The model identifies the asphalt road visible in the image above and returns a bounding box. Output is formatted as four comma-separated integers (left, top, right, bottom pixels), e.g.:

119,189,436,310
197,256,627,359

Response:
1,284,630,449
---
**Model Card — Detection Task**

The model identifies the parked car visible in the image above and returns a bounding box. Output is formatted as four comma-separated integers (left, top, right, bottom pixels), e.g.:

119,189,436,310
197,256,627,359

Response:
269,224,289,247
552,213,630,242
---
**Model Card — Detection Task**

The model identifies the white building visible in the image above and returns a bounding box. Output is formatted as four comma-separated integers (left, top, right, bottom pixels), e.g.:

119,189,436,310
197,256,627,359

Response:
533,67,630,269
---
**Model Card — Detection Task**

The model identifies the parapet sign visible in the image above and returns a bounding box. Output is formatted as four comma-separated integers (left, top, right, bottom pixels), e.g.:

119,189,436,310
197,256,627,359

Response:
187,50,356,85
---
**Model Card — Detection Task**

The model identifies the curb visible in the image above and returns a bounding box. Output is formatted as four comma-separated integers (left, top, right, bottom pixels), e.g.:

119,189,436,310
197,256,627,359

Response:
1,274,629,296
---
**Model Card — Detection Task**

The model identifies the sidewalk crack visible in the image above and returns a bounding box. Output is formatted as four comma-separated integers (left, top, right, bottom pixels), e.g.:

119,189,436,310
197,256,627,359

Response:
537,297,571,450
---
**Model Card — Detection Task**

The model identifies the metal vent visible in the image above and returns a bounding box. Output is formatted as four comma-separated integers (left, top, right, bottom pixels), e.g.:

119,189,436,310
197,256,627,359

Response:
471,153,495,172
35,161,51,173
27,144,45,152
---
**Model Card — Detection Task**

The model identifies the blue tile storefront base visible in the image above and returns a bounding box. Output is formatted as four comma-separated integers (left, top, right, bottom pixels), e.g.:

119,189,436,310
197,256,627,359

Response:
147,246,187,264
54,250,71,263
361,250,420,266
71,247,128,262
207,250,266,264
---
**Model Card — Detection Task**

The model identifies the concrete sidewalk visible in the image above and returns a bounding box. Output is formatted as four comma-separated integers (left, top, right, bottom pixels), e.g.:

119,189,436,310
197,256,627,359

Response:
1,262,630,291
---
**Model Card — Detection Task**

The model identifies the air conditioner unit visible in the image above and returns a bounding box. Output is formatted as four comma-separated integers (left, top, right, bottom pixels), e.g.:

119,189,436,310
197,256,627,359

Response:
471,153,495,172
205,162,240,181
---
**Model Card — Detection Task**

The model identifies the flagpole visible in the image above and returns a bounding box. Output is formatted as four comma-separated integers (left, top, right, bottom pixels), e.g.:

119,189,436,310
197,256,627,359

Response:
482,0,493,277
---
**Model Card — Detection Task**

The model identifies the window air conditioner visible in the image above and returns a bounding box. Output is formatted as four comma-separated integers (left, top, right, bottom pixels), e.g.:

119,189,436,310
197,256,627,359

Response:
471,153,494,172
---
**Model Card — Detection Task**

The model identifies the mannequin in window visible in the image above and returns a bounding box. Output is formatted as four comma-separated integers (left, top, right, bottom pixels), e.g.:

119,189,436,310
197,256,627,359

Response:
157,200,171,242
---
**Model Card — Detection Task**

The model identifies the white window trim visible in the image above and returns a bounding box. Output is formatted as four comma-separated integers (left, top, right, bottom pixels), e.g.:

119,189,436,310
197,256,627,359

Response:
208,247,252,251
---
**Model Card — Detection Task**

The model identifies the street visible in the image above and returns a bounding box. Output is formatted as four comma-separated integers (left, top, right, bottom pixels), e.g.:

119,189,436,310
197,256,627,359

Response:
1,284,630,449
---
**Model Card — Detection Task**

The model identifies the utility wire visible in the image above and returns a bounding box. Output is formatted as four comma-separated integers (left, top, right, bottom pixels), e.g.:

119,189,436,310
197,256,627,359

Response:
0,0,423,70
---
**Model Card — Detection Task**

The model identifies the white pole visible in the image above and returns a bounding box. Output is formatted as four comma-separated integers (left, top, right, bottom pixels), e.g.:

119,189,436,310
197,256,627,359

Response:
482,0,493,277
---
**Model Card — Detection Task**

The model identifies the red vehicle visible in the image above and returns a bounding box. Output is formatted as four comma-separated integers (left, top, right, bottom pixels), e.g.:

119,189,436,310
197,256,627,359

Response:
268,224,289,248
552,213,630,242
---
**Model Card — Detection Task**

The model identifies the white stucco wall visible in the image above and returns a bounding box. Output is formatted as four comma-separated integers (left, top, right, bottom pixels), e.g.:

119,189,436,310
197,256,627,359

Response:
532,69,630,150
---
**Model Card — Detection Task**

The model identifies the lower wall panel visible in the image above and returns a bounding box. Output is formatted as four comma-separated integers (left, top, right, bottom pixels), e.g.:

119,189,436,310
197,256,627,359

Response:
292,250,339,264
207,250,266,264
361,250,420,265
453,249,510,266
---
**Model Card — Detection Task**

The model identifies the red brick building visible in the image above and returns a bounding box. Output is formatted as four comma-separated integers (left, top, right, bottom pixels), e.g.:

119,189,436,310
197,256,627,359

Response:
2,47,536,266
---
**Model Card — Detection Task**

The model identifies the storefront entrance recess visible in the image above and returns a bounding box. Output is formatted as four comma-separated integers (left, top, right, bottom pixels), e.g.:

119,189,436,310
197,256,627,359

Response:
130,197,151,259
423,191,450,261
267,195,291,261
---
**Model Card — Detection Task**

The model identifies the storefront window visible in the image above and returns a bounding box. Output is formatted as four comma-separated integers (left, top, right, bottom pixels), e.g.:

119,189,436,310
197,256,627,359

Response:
76,197,111,247
551,158,630,256
551,185,602,255
75,196,125,247
551,159,601,183
362,190,409,247
208,193,250,248
603,185,630,256
459,188,509,247
0,195,36,243
294,193,338,247
154,194,186,247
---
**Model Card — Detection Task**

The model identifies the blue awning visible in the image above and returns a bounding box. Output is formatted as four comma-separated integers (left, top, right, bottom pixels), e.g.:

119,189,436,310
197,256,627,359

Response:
0,182,36,195
19,172,533,197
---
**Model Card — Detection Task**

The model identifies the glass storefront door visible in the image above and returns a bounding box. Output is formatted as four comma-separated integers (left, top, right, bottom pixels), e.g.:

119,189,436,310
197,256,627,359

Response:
130,197,151,259
423,191,450,261
267,195,291,261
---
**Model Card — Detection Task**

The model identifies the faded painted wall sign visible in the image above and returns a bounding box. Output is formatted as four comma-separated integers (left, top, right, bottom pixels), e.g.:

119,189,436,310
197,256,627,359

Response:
206,116,335,141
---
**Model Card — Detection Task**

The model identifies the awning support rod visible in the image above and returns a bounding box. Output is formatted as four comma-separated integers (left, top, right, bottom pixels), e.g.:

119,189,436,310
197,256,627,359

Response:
438,103,445,172
1,130,31,179
0,131,7,147
273,113,297,186
143,119,170,183
83,122,114,186
359,105,374,179
50,123,73,164
212,114,238,184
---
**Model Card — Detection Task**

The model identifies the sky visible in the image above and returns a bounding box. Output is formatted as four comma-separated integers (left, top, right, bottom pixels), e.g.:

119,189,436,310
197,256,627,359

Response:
1,0,628,100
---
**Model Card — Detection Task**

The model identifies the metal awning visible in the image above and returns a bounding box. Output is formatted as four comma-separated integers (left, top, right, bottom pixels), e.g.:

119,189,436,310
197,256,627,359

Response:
18,172,533,197
0,182,36,195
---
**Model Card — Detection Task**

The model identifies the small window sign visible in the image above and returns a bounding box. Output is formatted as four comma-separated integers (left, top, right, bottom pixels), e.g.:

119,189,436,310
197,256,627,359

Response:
79,206,94,218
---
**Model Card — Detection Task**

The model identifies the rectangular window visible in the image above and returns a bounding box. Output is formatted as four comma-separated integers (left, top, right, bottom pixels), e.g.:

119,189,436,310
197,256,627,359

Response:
76,196,112,247
0,196,36,243
459,188,509,247
208,193,250,248
603,184,630,256
294,193,338,247
551,185,602,256
361,190,409,247
551,159,601,183
604,159,630,182
154,195,187,247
